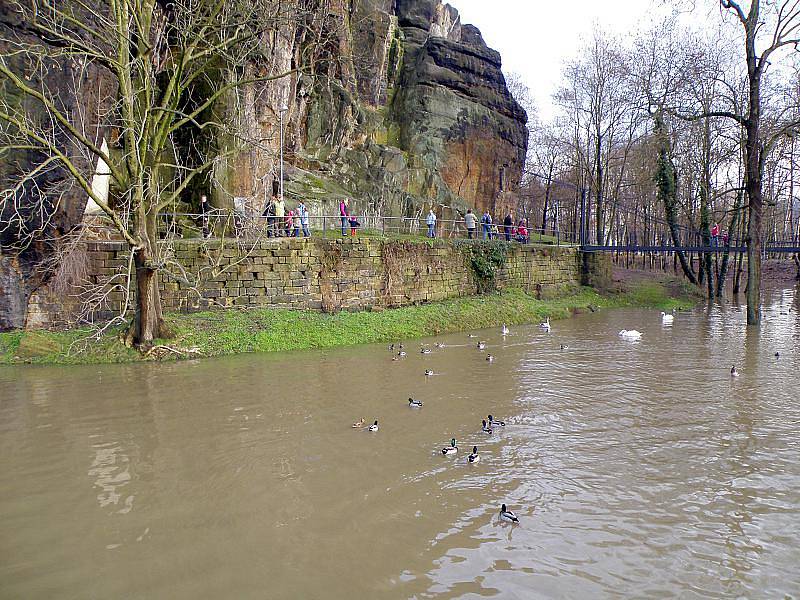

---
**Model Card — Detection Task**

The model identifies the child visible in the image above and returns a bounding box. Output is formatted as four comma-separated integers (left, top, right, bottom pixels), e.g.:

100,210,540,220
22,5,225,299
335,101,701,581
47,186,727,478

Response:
292,210,301,237
285,210,294,237
348,216,360,236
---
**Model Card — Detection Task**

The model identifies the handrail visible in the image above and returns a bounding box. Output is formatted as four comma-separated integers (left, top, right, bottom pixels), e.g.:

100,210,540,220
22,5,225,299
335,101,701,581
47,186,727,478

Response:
154,211,581,245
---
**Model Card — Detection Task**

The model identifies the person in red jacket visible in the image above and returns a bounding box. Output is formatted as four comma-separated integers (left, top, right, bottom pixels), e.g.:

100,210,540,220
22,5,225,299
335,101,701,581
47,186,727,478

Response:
515,219,529,244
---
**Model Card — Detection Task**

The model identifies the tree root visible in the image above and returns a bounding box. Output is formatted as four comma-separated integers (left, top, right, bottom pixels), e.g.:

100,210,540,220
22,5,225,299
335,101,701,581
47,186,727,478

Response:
144,345,203,360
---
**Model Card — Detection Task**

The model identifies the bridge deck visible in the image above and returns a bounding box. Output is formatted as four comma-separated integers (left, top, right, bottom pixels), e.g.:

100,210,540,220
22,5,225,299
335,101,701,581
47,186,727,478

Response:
582,245,800,254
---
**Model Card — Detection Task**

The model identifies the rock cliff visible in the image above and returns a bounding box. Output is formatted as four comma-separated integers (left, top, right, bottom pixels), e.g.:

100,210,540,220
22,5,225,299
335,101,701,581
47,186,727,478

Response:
0,0,527,330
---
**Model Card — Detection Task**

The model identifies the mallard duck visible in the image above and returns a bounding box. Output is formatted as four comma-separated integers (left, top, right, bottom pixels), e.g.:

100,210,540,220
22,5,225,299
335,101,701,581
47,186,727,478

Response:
467,334,477,339
618,329,642,340
477,341,486,350
482,419,493,434
775,352,781,358
730,365,739,377
560,344,568,350
368,420,379,432
499,504,519,523
488,414,505,427
468,446,480,463
388,344,395,351
420,348,432,354
408,397,423,408
540,318,551,332
501,324,509,335
486,354,494,362
661,311,674,324
425,369,434,376
435,342,445,348
352,417,365,428
397,351,406,357
442,438,458,455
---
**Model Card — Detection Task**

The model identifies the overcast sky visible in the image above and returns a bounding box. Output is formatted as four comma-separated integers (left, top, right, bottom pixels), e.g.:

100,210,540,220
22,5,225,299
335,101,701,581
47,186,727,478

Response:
447,0,669,120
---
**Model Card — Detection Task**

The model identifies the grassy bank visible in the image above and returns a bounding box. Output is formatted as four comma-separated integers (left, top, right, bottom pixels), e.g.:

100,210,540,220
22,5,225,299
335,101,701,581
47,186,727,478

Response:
0,278,697,366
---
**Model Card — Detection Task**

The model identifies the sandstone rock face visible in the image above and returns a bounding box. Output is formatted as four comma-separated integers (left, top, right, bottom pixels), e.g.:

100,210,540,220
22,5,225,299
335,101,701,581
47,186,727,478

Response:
1,3,115,330
390,1,528,215
284,0,528,219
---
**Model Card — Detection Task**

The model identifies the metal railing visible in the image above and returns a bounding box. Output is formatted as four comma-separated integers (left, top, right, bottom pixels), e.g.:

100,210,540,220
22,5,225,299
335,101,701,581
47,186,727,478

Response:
155,210,581,246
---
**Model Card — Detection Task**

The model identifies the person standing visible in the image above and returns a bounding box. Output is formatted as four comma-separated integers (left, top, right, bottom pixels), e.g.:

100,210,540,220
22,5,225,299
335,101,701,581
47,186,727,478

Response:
516,219,529,244
200,194,210,238
292,209,302,237
711,222,720,247
263,194,276,238
426,208,437,238
503,212,513,242
340,198,350,237
274,194,286,237
464,209,477,239
481,210,492,240
298,201,311,237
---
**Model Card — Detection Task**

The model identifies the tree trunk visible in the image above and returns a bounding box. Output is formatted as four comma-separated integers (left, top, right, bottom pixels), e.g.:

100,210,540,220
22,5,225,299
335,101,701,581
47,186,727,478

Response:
595,134,603,245
744,100,762,325
717,192,742,296
126,235,165,349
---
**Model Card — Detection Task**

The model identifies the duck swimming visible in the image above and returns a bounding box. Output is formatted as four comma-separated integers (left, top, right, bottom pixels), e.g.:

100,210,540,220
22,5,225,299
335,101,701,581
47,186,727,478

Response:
488,414,505,427
730,365,739,377
482,419,493,434
499,504,519,523
435,342,445,348
420,348,432,354
477,341,486,350
501,324,509,335
352,417,365,428
775,352,781,358
486,354,494,362
397,351,407,357
368,420,379,432
408,397,423,408
442,438,458,455
425,369,434,376
468,446,480,463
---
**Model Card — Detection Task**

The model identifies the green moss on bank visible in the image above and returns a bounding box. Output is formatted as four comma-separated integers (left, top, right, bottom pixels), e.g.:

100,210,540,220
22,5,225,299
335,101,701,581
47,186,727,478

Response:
0,279,696,366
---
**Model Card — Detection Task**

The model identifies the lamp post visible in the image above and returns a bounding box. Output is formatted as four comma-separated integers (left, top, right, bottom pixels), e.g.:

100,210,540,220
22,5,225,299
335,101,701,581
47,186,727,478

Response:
278,105,288,202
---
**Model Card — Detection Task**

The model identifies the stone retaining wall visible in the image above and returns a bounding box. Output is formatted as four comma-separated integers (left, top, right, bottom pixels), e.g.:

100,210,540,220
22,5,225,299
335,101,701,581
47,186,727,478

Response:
24,238,607,328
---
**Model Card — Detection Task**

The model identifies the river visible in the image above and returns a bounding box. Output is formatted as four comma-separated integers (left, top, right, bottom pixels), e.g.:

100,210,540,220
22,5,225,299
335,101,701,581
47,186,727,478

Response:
1,287,799,599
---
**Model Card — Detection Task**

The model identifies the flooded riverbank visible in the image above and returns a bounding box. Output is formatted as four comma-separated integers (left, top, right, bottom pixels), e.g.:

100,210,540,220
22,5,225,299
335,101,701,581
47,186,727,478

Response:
1,286,798,598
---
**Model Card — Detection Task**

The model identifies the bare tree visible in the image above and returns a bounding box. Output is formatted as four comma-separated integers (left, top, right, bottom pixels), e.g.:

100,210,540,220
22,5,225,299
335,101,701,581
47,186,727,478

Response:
696,0,800,325
0,0,302,347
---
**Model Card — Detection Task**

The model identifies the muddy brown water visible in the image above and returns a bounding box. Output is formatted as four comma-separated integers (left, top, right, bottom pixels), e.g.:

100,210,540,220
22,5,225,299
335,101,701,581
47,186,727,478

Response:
2,287,799,599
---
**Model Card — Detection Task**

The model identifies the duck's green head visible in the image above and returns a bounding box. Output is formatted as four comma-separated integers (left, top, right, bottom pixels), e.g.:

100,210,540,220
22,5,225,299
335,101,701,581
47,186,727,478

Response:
451,438,456,447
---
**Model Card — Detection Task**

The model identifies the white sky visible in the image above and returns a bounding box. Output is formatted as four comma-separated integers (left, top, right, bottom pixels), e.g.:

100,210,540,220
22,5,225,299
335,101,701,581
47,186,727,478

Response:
447,0,666,120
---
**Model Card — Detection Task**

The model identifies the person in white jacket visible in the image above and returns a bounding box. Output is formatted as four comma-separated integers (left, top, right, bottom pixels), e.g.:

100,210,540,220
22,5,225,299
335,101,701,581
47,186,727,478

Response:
426,208,437,238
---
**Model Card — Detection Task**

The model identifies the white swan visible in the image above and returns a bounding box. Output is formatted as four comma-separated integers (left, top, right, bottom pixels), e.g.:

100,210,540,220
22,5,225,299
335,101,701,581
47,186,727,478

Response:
661,311,674,324
540,318,551,332
618,329,642,340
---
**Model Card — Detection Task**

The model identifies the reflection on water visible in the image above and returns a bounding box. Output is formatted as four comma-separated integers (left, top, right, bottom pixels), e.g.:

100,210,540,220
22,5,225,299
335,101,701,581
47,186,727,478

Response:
1,286,799,599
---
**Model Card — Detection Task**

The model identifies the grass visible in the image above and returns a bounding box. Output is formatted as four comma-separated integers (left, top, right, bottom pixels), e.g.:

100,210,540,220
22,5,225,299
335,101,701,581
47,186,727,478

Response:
0,279,696,366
